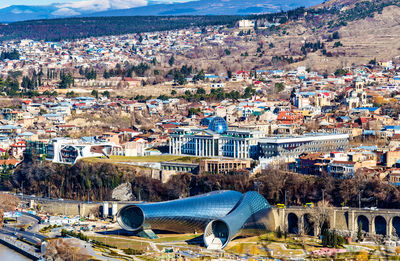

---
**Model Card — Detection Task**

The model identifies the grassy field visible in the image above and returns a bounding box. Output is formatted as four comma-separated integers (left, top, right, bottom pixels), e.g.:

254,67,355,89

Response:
82,155,208,164
225,232,325,257
154,233,199,243
89,235,150,250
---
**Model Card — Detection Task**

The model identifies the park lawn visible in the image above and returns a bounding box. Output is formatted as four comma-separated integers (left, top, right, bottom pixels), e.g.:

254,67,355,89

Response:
154,233,199,243
137,256,158,261
82,155,208,164
227,242,306,256
89,235,150,250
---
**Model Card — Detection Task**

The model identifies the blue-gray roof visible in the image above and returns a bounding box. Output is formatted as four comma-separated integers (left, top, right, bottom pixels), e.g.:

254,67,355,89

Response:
0,125,20,130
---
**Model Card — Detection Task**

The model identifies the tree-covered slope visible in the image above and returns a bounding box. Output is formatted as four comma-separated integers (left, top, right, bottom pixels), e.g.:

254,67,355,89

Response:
0,16,240,41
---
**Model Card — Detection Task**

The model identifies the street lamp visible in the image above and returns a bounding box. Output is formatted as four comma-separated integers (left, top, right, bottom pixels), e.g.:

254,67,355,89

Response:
21,181,24,199
284,190,287,207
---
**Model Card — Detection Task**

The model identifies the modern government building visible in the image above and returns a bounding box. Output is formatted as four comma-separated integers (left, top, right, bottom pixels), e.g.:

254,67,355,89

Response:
169,117,350,160
169,117,265,159
117,190,274,249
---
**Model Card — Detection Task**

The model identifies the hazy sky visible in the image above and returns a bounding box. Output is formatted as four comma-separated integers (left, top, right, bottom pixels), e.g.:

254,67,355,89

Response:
1,0,82,8
0,0,187,8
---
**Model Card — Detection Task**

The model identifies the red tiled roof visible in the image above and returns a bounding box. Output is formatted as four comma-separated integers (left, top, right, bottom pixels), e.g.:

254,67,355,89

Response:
10,141,26,147
119,128,136,132
331,161,355,165
0,159,20,165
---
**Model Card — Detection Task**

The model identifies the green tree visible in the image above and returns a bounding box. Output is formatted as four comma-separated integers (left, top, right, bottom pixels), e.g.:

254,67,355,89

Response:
196,88,206,95
275,82,285,93
333,41,343,48
157,95,169,101
102,91,110,98
59,72,74,89
168,56,175,66
103,70,110,79
66,91,76,97
332,31,340,39
357,222,363,242
193,70,205,82
188,108,201,116
334,68,348,76
91,90,99,99
276,226,282,238
0,49,20,60
243,86,256,98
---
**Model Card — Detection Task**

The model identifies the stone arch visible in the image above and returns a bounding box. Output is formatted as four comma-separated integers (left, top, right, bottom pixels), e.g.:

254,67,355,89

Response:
391,216,400,238
288,213,299,234
374,216,387,236
357,215,369,233
303,213,315,236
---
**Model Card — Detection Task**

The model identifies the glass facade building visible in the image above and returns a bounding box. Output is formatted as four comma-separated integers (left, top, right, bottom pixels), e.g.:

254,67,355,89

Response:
117,190,274,249
208,117,228,134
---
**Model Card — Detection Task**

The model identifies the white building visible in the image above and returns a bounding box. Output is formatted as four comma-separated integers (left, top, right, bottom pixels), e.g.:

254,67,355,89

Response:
46,138,121,164
238,20,255,29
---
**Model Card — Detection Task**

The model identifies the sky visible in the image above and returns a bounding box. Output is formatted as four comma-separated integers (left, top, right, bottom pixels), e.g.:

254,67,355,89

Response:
0,0,81,8
0,0,189,8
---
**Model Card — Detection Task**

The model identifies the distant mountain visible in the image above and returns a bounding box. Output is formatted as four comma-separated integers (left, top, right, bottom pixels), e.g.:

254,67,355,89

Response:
0,5,57,22
86,0,323,16
0,0,323,22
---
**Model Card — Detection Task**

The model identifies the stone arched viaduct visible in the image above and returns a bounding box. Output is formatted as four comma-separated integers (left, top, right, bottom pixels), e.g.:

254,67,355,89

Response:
272,207,400,238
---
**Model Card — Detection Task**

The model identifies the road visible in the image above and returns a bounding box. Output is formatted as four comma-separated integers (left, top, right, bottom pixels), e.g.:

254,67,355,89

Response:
16,193,141,205
1,212,46,246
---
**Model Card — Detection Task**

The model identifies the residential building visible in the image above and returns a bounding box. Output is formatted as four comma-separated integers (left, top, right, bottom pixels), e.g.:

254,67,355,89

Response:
258,133,350,160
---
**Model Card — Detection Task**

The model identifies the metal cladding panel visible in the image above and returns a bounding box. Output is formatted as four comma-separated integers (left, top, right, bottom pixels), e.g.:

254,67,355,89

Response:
222,191,271,240
204,191,272,249
118,190,243,232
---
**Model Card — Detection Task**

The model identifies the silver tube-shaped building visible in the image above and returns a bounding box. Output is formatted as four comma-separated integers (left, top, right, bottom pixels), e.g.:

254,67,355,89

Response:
203,191,272,249
117,190,274,249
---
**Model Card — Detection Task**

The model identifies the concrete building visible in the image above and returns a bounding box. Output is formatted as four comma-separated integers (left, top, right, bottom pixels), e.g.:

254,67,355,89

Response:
258,133,350,160
384,150,400,167
199,159,251,174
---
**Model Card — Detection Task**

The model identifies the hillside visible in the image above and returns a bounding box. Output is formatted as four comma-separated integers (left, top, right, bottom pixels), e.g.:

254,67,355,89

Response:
0,16,240,41
265,0,400,70
0,0,399,71
158,0,400,73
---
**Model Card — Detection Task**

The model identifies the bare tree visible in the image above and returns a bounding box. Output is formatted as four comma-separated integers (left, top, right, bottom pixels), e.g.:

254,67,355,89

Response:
45,238,90,261
0,193,19,227
309,200,331,236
